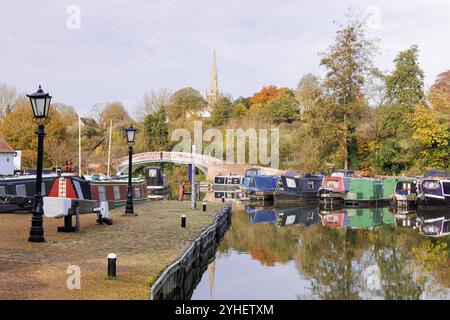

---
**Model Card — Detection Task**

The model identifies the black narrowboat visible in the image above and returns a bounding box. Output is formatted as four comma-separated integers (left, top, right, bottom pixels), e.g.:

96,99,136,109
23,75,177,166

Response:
273,172,323,204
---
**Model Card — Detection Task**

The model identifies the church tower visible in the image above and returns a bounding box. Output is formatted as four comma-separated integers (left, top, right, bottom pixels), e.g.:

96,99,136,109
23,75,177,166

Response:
207,49,219,108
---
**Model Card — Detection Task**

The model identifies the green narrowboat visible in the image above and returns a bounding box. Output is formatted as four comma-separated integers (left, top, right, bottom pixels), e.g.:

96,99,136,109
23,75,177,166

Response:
344,178,390,206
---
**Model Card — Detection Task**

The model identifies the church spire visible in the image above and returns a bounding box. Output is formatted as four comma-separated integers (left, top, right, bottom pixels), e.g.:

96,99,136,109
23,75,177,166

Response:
207,49,219,108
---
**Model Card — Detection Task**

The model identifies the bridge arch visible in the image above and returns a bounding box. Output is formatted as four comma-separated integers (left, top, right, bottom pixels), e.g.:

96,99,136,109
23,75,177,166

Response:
116,151,224,176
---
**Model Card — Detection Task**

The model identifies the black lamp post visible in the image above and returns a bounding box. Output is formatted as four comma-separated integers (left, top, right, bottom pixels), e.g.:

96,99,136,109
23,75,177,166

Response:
27,85,51,242
124,124,137,215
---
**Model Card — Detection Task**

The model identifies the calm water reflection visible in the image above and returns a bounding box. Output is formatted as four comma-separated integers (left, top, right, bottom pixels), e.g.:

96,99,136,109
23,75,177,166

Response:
191,203,450,300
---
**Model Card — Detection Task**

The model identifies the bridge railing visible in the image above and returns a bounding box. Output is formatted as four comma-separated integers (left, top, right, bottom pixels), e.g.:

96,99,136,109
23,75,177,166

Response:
116,151,224,173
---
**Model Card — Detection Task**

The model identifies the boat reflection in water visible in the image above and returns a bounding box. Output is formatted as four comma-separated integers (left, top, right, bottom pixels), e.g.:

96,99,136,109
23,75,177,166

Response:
190,201,450,300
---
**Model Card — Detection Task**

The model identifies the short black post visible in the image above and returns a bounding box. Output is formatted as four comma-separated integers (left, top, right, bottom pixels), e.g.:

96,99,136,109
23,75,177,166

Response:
202,201,206,212
221,196,225,203
107,253,117,278
181,215,186,228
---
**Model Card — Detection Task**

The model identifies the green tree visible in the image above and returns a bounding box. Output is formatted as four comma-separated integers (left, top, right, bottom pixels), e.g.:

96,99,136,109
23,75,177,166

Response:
374,45,426,174
144,107,170,151
319,16,376,170
405,105,449,169
210,96,233,126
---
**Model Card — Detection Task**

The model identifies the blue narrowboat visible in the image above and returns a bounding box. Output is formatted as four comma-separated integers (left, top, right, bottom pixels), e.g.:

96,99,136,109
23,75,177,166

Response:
247,175,278,201
418,177,450,207
273,172,323,204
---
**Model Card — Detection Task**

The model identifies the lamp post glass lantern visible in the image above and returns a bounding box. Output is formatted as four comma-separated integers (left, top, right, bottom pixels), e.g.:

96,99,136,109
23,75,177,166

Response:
124,124,137,215
27,85,51,243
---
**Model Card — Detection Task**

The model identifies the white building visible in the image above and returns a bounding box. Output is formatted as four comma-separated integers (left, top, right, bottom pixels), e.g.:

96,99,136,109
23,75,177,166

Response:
0,138,16,175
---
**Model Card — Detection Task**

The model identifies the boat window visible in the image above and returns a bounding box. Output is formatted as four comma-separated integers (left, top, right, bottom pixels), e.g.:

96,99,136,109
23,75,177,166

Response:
215,177,225,184
423,180,440,190
134,187,141,199
16,184,26,197
98,186,106,201
0,186,5,195
331,172,344,177
443,182,450,195
285,178,297,189
307,181,315,189
285,215,296,225
41,182,46,196
326,180,339,189
113,186,121,200
148,169,157,178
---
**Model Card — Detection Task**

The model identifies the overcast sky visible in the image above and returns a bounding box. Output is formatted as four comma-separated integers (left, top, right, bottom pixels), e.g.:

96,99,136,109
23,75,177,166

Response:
0,0,449,117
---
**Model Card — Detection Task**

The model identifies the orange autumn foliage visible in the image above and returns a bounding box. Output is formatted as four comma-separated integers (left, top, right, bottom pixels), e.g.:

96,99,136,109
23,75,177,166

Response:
249,85,285,109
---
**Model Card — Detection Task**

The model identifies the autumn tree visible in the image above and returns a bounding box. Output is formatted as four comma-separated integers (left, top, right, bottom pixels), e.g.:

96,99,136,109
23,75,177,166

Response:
99,102,132,128
0,83,19,118
0,100,68,168
249,86,299,123
135,88,172,121
405,105,449,169
319,16,377,170
166,87,207,121
296,73,322,118
428,70,450,125
249,85,283,109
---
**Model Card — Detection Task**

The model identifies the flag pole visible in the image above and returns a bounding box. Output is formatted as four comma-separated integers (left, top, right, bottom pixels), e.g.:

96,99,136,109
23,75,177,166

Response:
107,120,112,177
78,117,82,177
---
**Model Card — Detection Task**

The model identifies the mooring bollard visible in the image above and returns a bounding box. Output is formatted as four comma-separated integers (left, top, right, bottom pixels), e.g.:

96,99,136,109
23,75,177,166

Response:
202,201,206,212
221,196,225,203
107,253,117,278
181,215,187,228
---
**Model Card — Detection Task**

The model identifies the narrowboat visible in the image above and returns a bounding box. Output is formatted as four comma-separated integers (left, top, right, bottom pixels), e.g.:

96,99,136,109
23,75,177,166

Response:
274,206,321,228
273,172,323,204
247,175,278,202
0,173,67,213
49,175,149,207
416,211,450,237
344,178,390,207
417,177,450,207
144,166,169,195
390,178,418,207
318,170,356,201
245,205,276,224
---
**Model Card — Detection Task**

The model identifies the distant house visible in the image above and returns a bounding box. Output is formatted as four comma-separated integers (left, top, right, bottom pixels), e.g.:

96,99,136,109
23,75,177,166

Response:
80,117,98,127
0,138,16,175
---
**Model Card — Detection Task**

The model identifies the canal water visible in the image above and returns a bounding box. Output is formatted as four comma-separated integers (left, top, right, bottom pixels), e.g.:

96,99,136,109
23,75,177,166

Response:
191,202,450,300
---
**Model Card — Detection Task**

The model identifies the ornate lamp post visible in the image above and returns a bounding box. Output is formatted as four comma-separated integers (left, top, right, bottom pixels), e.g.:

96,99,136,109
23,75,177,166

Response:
124,124,137,215
27,85,51,242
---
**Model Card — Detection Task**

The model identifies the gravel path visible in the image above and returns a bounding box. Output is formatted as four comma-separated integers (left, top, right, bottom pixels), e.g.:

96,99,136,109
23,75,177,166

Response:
0,200,223,300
